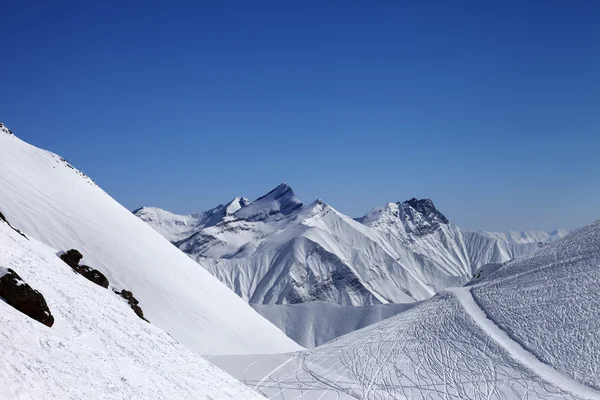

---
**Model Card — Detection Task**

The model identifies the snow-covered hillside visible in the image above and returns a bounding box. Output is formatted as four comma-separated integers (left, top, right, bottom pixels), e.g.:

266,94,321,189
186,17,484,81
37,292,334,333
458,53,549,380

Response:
0,217,262,399
211,220,600,399
137,184,540,308
0,126,301,355
479,229,569,244
252,301,418,348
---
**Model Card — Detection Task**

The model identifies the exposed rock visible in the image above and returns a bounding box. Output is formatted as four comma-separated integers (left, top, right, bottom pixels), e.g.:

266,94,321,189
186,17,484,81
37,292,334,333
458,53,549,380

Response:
0,210,28,239
0,268,54,327
114,289,148,322
0,122,13,135
59,249,83,269
60,249,109,288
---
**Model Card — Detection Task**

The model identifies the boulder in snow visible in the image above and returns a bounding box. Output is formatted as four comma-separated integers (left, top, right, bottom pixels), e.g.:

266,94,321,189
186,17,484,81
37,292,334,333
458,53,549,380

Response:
60,249,109,288
114,289,148,322
0,268,54,327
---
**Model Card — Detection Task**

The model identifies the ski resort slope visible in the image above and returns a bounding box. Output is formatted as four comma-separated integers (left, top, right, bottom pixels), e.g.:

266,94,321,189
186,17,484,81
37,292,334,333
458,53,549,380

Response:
211,221,600,399
0,221,262,399
0,130,301,355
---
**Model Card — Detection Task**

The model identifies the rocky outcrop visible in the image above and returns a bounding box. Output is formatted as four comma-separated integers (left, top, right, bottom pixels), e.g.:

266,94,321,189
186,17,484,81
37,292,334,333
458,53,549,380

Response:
0,210,28,239
60,249,109,288
0,122,13,135
114,289,148,322
0,268,54,327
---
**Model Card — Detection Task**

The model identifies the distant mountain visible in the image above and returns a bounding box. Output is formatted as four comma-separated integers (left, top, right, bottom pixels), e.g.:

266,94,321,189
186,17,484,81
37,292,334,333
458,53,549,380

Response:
479,229,570,244
134,196,250,242
136,183,543,307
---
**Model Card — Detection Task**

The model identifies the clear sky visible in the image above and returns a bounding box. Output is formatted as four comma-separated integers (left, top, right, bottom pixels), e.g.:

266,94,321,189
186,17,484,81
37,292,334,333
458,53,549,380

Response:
2,0,599,231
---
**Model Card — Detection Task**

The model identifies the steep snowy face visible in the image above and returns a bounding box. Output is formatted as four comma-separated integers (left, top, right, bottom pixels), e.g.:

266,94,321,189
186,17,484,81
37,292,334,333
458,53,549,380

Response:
0,221,263,399
234,182,303,222
399,198,450,236
0,129,301,355
359,198,449,237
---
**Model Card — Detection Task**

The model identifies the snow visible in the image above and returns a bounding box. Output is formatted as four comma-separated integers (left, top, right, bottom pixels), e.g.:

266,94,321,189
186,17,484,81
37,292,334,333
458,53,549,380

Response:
473,220,600,390
479,229,570,244
210,220,600,399
252,301,418,348
0,130,301,355
165,192,541,309
0,221,263,399
134,196,251,243
234,183,303,222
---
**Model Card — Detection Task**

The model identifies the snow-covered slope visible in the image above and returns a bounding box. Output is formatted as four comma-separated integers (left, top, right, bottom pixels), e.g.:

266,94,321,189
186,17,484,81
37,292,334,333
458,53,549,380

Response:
251,301,418,348
479,229,569,244
0,218,262,399
212,220,600,399
0,126,301,355
142,185,539,308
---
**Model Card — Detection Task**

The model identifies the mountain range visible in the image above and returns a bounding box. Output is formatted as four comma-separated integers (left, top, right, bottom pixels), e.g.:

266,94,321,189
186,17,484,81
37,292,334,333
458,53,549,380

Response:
135,183,564,308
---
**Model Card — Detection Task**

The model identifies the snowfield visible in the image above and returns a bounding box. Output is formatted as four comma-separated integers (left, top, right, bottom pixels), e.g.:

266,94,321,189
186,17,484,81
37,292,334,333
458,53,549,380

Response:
0,221,263,399
0,128,301,355
210,221,600,399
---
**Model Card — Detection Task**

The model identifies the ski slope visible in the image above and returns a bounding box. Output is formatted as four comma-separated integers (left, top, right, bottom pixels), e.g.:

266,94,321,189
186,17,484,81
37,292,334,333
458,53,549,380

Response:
0,127,301,355
0,219,262,399
211,221,600,399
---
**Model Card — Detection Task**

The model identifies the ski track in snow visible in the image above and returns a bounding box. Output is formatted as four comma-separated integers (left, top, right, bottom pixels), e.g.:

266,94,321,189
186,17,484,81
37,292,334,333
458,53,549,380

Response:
448,287,600,400
213,292,592,399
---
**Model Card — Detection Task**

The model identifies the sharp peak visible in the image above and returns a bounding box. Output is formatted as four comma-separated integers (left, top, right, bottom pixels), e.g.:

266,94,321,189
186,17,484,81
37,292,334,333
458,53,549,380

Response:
399,197,449,224
256,182,295,200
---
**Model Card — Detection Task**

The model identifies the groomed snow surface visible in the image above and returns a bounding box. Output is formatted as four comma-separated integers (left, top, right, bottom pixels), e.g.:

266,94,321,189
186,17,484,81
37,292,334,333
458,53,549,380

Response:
211,221,600,399
0,221,263,399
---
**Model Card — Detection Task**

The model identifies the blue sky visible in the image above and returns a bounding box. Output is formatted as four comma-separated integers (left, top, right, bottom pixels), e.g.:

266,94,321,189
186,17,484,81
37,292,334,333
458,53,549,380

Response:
2,0,599,231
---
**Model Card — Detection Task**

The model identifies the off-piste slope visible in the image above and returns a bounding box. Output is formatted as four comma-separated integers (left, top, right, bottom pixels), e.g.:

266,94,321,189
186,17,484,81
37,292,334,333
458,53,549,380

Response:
0,125,301,355
0,217,262,399
140,184,539,307
211,220,600,399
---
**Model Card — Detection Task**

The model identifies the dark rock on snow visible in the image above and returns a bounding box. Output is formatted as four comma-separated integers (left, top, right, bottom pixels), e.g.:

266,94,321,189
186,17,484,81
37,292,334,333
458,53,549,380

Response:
0,210,28,239
60,249,109,288
0,268,54,327
114,289,148,322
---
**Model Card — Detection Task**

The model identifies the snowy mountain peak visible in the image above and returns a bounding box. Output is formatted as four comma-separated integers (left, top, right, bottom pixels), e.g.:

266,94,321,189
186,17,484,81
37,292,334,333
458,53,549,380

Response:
0,122,14,135
224,196,251,215
234,183,303,222
397,198,449,236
